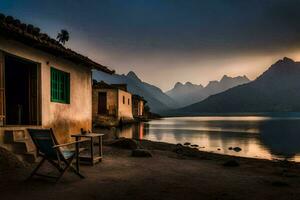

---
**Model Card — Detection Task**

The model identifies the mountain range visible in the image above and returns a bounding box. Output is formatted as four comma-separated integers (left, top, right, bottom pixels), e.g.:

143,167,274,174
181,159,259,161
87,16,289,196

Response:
92,70,179,113
166,75,250,107
175,57,300,114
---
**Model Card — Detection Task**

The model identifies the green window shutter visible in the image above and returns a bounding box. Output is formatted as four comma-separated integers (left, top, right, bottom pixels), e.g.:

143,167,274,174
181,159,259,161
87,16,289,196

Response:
50,67,70,104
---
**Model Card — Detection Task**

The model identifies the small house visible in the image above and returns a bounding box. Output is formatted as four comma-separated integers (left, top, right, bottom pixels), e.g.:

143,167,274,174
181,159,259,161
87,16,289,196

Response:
132,94,146,119
92,81,133,126
0,13,114,156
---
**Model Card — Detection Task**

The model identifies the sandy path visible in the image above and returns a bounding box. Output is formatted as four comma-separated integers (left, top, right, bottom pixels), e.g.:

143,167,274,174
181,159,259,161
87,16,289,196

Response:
1,144,300,200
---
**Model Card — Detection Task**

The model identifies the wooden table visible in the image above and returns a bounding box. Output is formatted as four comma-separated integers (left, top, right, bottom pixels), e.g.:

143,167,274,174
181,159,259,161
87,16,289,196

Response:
71,133,104,165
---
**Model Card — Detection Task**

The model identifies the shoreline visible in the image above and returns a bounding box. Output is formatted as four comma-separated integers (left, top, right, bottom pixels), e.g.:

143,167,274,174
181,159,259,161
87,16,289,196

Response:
134,139,300,165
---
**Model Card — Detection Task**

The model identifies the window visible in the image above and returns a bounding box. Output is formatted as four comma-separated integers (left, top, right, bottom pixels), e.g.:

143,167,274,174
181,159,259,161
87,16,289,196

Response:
128,98,130,105
51,67,70,104
123,96,125,104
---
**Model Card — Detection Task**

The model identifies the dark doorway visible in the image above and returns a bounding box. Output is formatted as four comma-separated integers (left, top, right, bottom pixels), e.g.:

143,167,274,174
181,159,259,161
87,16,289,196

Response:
5,54,39,125
98,92,107,115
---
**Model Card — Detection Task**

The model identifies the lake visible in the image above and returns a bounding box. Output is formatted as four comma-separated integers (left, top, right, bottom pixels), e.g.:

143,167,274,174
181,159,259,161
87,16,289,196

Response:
113,115,300,162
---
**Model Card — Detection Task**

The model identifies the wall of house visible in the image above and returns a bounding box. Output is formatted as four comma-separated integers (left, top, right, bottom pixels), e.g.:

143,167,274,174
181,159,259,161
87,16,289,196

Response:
138,101,144,116
118,90,133,120
92,88,118,118
132,99,144,117
0,36,92,143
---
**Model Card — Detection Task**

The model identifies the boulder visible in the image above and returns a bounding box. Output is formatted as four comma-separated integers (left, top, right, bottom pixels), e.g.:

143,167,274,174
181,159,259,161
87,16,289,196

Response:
173,145,199,157
109,138,138,150
228,147,233,150
223,159,240,167
131,149,152,157
184,142,191,146
233,147,242,152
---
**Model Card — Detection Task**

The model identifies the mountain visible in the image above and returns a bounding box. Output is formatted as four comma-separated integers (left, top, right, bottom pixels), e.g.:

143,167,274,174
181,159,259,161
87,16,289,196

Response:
176,57,300,114
92,70,178,113
166,75,250,107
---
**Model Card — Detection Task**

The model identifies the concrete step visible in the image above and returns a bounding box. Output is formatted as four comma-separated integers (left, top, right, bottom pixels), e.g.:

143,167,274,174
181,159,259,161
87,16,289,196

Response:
23,151,39,163
13,130,28,141
9,140,35,154
14,139,36,152
4,129,28,143
9,142,27,154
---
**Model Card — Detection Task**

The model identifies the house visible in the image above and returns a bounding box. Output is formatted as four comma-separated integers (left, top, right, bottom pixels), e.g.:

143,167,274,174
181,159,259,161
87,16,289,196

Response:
0,13,114,159
132,94,147,119
92,81,134,126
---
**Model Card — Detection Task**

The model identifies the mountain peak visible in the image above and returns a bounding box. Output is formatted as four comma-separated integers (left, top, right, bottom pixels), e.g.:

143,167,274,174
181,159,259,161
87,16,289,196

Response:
174,82,184,88
220,75,230,82
283,57,294,63
127,71,141,82
185,82,193,86
274,57,294,65
207,80,218,85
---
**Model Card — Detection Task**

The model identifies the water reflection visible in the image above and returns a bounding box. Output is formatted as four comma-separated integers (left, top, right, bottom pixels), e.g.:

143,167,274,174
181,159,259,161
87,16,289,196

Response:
259,120,300,160
105,115,300,162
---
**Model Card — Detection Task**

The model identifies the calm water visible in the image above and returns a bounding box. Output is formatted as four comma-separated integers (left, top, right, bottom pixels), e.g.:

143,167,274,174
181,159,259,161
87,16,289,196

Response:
113,115,300,161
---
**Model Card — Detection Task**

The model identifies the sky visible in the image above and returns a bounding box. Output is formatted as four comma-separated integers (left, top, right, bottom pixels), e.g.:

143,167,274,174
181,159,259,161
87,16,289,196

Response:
1,0,300,91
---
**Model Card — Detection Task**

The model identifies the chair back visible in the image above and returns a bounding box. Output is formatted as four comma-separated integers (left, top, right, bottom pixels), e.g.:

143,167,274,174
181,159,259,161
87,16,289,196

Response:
27,128,58,159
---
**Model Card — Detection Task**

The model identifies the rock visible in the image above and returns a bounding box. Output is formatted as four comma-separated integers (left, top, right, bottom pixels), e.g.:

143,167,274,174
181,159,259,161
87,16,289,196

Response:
191,144,199,147
217,148,221,151
109,138,138,150
223,159,240,167
228,147,233,150
184,142,191,146
131,149,152,157
233,147,242,152
173,145,199,157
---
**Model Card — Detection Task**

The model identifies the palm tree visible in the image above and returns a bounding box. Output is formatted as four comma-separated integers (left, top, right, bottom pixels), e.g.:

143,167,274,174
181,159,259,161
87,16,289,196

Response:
56,29,69,45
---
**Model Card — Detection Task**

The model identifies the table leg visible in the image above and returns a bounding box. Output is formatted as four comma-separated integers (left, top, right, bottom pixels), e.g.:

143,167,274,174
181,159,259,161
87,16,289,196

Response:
99,136,102,160
90,137,94,165
75,137,79,172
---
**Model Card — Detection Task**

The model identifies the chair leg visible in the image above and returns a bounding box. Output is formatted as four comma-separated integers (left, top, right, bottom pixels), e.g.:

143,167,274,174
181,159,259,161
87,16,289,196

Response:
47,159,64,172
55,158,75,182
60,157,85,180
27,157,46,180
69,165,85,179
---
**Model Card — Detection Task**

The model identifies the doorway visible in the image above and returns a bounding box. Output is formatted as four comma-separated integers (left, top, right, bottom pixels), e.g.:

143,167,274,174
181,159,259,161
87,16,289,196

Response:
4,54,39,125
98,92,107,115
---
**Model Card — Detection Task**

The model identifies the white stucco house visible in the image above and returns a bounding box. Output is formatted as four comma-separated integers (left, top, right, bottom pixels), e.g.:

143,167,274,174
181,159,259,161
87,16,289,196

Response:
0,13,114,161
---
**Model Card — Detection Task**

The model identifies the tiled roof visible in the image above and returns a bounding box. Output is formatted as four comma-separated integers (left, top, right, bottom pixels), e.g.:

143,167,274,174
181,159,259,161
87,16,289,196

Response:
93,81,116,89
0,13,114,74
132,94,147,102
93,81,128,92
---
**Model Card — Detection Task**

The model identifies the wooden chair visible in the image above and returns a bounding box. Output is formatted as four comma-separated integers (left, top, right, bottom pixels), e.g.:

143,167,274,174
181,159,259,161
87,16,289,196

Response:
27,128,86,182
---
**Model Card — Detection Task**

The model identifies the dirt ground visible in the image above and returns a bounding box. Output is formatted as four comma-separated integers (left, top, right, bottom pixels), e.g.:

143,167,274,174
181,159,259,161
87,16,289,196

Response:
1,141,300,200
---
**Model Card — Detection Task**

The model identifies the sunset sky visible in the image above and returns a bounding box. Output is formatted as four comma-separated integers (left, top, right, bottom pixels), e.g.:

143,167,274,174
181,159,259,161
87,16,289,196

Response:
1,0,300,91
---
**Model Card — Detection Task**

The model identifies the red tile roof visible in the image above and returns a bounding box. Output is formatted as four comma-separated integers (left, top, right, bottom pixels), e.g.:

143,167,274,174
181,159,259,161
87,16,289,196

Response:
0,13,114,74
